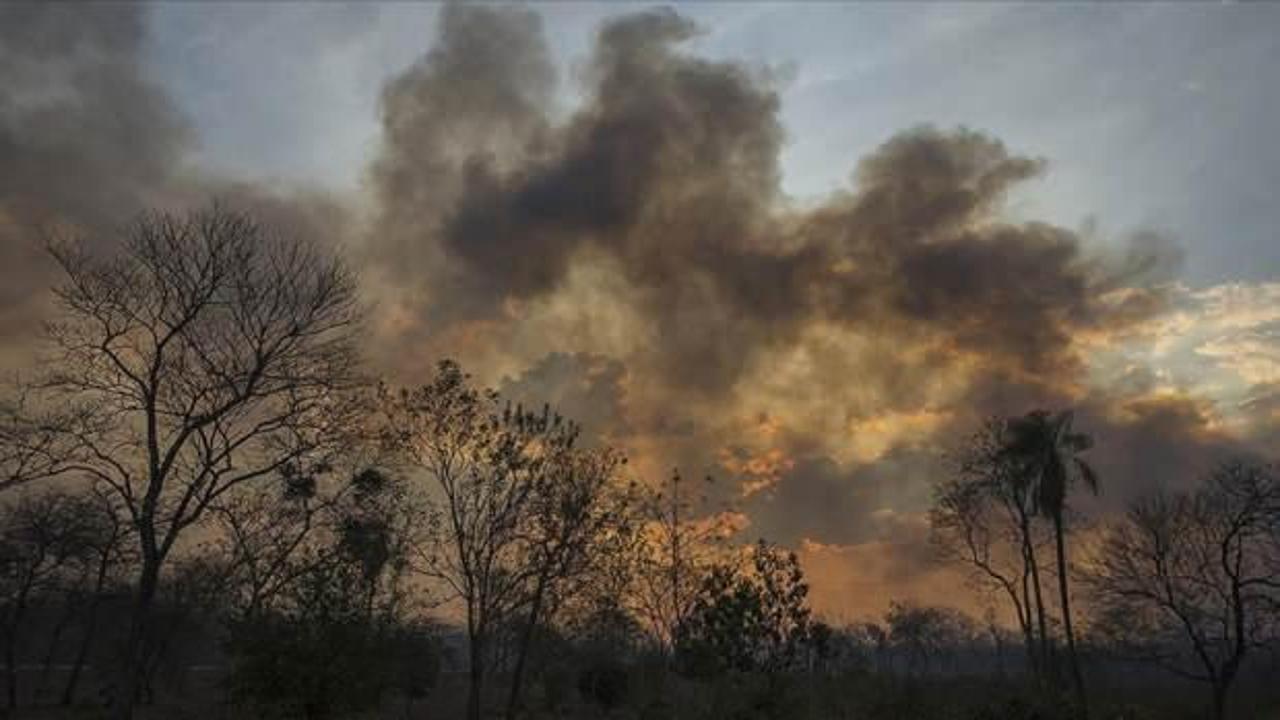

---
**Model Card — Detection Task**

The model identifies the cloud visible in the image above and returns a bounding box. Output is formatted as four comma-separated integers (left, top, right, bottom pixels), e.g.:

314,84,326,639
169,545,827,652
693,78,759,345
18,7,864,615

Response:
0,5,360,371
363,4,1180,432
498,351,633,445
0,4,191,351
357,6,1246,586
742,448,939,548
798,535,971,623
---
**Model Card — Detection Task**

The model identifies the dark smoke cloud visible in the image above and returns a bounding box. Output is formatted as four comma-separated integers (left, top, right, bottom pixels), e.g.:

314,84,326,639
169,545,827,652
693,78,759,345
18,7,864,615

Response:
366,4,555,308
361,8,1209,589
1073,392,1251,504
0,4,190,227
0,3,191,348
368,7,1173,401
743,387,1251,553
744,447,938,548
0,4,356,366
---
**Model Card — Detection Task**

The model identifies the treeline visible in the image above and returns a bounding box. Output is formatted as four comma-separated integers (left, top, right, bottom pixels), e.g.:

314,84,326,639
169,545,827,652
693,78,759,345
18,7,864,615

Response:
0,207,831,720
0,207,1277,720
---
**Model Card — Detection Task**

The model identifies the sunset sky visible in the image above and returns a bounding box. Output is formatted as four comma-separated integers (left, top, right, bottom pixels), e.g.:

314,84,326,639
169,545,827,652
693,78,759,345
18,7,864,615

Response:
2,2,1277,620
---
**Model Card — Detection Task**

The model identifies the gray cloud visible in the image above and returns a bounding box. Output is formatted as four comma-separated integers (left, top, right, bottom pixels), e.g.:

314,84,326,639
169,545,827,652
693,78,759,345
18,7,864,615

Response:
744,448,938,548
0,3,191,346
0,4,359,365
367,7,1178,406
357,7,1214,569
498,351,633,445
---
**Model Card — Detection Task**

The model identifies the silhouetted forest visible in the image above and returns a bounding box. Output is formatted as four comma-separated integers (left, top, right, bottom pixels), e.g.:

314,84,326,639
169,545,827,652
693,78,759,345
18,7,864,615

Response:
0,207,1276,720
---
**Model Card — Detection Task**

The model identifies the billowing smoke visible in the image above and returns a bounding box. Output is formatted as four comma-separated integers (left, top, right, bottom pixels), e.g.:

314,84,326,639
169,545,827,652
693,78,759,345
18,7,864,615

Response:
367,7,1171,397
0,4,354,367
3,4,1263,617
360,7,1243,605
0,3,190,350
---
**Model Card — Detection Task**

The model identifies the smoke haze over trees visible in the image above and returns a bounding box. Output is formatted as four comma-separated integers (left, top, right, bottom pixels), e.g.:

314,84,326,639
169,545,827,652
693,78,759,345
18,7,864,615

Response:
1,2,1278,719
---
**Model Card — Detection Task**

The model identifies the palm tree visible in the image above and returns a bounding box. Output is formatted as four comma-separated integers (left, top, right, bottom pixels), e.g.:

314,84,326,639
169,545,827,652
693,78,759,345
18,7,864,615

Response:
976,420,1052,679
1001,410,1098,717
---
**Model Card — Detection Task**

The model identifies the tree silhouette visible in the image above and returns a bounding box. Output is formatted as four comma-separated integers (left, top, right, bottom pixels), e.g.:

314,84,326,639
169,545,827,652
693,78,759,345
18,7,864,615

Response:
60,486,130,707
633,470,725,654
0,489,103,708
380,361,620,720
503,443,631,720
933,418,1056,678
885,601,977,677
678,540,815,677
1000,410,1098,715
19,206,363,719
1085,461,1280,720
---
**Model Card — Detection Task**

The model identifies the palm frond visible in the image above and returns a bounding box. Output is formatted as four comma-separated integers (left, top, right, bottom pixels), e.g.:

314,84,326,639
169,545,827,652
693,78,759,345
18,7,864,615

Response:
1074,458,1100,496
1052,410,1074,444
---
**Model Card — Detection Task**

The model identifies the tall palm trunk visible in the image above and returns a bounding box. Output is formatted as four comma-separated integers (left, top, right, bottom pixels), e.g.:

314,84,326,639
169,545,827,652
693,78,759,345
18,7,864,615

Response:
1018,565,1038,676
1022,514,1050,678
1053,511,1087,718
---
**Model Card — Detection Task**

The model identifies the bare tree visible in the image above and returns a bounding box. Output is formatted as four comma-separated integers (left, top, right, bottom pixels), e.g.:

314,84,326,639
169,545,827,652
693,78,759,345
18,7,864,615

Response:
932,474,1035,674
932,419,1053,678
504,444,632,720
0,489,103,709
209,460,379,621
1084,461,1280,720
20,207,362,719
379,361,582,720
27,486,131,706
631,470,726,654
61,486,131,707
1000,409,1099,715
884,601,978,678
0,393,83,492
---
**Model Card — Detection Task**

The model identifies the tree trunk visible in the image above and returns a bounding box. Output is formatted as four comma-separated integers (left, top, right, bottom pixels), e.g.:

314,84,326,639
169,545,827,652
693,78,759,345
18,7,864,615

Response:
1211,654,1243,720
1017,616,1035,678
63,549,111,707
4,625,16,710
992,626,1006,679
36,594,77,703
113,555,161,720
466,630,485,720
1022,515,1051,678
1018,558,1037,677
61,600,98,706
1211,680,1228,720
1053,512,1087,719
6,587,32,709
505,582,547,720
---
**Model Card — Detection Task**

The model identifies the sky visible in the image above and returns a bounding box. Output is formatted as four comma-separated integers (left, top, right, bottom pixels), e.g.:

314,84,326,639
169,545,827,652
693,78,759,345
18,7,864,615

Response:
2,2,1278,620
